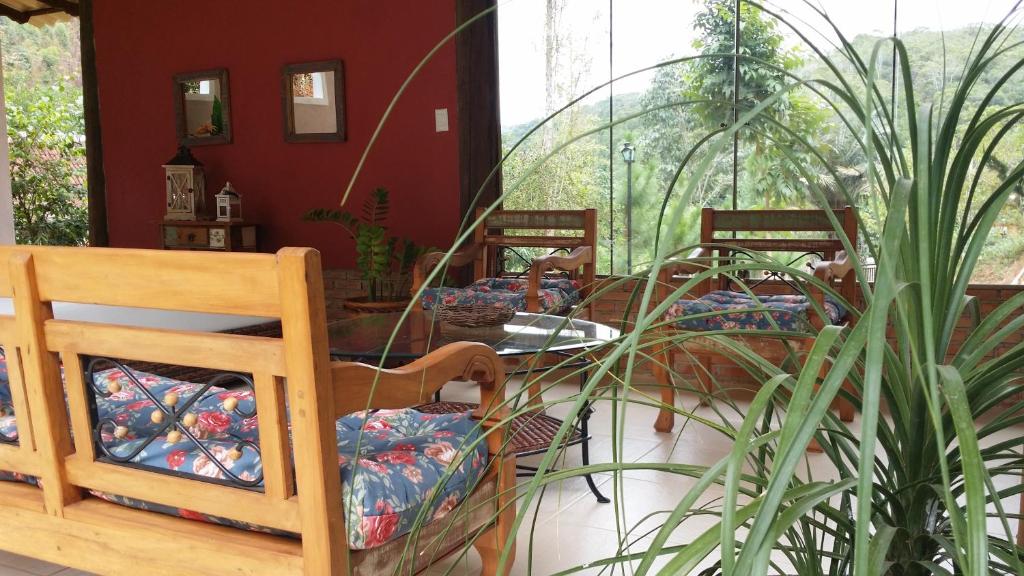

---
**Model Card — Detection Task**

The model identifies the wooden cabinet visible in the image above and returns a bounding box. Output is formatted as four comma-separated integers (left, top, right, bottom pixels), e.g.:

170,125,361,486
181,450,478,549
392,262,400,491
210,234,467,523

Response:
161,221,258,252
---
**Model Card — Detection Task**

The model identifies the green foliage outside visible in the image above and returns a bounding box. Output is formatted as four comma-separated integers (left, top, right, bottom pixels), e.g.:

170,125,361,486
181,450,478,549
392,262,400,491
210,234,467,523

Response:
1,19,87,246
500,0,1024,281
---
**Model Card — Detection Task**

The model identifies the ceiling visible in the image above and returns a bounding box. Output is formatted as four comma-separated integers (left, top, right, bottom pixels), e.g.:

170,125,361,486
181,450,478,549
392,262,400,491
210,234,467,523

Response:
0,0,76,26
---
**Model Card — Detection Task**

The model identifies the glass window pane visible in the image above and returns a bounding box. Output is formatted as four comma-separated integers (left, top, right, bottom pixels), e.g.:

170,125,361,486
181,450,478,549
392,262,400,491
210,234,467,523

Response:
897,0,1024,283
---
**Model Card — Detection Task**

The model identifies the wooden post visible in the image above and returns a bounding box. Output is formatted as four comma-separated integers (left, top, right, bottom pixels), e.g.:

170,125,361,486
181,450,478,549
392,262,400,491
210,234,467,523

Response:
276,248,348,574
9,253,80,515
455,0,502,220
80,0,108,247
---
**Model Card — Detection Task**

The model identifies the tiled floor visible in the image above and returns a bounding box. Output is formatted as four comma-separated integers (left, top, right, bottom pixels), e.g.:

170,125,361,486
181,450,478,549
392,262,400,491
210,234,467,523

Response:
0,379,1018,575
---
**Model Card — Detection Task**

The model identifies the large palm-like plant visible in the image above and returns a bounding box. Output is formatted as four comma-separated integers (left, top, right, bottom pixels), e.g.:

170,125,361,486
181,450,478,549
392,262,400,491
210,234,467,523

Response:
615,3,1024,574
340,2,1024,574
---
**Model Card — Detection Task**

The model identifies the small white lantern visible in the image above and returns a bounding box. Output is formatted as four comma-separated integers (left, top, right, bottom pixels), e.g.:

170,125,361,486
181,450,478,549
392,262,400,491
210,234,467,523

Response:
163,146,205,221
215,181,242,222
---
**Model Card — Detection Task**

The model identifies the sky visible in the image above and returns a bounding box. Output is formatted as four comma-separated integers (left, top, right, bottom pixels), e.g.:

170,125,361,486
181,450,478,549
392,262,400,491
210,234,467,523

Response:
497,0,1020,126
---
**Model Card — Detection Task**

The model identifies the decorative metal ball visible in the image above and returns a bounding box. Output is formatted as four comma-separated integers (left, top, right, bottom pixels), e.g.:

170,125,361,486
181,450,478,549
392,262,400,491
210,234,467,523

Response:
113,426,129,439
182,413,198,427
163,392,179,406
107,381,122,394
166,430,182,444
223,397,239,412
150,411,165,424
227,447,243,461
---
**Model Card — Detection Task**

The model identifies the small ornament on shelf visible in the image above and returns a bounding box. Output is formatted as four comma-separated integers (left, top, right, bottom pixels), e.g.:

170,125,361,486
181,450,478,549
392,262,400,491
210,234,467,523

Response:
215,181,243,222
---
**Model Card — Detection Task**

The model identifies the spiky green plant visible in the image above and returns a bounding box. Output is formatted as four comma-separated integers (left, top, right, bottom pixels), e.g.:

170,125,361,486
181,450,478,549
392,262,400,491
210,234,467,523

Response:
337,1,1024,574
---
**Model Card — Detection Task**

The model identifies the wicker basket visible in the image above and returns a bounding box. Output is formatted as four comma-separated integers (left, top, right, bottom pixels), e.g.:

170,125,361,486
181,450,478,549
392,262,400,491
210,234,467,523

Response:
436,303,516,328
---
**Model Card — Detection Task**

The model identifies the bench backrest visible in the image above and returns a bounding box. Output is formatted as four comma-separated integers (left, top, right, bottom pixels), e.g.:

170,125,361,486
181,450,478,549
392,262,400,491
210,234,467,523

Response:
473,208,597,298
699,206,858,305
0,246,346,573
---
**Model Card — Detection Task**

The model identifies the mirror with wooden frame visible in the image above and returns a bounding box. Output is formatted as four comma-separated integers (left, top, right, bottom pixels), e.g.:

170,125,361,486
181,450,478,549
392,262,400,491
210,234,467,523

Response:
173,68,232,146
282,60,346,143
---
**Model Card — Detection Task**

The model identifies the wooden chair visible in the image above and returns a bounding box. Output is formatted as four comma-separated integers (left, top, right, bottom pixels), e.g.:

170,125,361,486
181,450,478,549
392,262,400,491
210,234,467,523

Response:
0,245,515,576
412,208,597,316
652,207,858,433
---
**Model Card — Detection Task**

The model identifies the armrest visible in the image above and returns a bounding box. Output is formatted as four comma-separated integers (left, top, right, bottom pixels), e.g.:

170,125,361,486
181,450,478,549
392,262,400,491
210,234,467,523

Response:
411,244,481,295
812,250,852,284
524,246,593,313
329,342,508,454
656,247,710,302
807,251,852,329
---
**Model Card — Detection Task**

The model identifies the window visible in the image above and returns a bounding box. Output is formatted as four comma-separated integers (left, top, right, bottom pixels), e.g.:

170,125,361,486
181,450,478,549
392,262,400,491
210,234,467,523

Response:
497,0,1024,281
292,72,330,106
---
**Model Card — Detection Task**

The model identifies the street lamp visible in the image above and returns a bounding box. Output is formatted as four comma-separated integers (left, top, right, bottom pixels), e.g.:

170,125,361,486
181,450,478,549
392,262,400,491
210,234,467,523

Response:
620,142,636,274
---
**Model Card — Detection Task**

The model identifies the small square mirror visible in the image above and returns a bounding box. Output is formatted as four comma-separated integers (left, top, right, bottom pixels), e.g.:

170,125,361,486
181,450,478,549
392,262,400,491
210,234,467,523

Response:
173,68,232,146
282,60,346,143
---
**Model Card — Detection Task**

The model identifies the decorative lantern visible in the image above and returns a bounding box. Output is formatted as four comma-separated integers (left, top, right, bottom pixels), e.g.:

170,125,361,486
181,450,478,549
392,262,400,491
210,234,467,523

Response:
163,146,205,221
215,182,242,222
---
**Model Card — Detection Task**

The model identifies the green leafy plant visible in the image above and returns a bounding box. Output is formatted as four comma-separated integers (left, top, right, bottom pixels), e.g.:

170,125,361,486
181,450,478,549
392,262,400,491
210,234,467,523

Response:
304,187,425,302
211,95,224,136
340,2,1024,574
8,82,87,246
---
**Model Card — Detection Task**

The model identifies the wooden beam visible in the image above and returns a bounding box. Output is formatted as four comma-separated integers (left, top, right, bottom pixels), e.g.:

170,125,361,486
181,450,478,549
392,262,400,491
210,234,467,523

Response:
79,0,108,246
0,5,30,24
33,0,80,16
455,0,502,218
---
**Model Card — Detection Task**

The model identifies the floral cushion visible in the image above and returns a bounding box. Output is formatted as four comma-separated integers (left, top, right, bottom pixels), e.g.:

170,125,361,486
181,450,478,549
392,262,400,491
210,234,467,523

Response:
421,277,581,314
0,356,490,551
665,290,846,332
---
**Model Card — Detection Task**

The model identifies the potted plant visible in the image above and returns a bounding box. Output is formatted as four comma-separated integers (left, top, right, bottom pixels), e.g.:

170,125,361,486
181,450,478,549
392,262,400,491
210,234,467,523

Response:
304,187,426,313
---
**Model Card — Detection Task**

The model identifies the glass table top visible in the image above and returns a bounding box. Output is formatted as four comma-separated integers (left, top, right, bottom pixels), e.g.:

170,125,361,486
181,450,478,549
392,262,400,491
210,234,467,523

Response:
327,311,620,359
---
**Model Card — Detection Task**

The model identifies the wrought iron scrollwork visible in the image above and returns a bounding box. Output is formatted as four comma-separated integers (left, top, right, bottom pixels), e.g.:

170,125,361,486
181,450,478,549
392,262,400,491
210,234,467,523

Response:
502,246,572,279
725,249,824,294
86,357,262,488
0,348,17,445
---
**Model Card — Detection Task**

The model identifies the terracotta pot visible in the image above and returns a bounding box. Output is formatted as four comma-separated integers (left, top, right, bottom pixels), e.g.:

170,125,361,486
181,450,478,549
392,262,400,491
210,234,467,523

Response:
341,296,413,314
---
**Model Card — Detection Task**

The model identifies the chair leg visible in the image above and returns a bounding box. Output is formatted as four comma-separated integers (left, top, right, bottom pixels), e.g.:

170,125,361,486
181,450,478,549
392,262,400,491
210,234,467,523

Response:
837,381,855,422
475,457,516,576
475,526,514,576
695,353,713,405
653,348,675,433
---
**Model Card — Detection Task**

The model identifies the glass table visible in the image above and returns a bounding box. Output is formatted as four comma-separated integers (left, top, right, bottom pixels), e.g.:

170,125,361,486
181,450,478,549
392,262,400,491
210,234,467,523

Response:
327,311,620,502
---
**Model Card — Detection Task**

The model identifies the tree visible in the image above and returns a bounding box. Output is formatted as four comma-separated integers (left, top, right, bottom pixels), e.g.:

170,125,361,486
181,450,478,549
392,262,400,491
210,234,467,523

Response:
2,19,87,246
7,83,87,246
685,0,825,209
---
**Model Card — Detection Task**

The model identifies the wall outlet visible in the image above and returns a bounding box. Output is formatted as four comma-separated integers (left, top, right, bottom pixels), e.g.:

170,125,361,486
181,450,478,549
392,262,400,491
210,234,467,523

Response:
434,108,449,132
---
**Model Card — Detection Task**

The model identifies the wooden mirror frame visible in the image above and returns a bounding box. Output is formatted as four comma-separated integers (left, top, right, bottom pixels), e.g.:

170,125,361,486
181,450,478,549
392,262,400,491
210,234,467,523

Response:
281,60,346,143
173,68,233,147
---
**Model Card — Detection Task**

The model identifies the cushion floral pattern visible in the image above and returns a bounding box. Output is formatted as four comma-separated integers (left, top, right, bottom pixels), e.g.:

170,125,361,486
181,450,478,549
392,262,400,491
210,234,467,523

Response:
665,290,846,332
421,276,581,314
0,356,490,551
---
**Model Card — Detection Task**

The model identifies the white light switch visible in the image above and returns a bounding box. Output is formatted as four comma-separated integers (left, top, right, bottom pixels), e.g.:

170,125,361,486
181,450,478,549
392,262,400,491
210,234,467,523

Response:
434,108,449,132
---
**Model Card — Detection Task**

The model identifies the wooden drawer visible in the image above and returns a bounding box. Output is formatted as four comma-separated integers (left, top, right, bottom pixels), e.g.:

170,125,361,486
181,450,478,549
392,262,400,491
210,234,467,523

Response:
162,221,259,252
176,226,209,247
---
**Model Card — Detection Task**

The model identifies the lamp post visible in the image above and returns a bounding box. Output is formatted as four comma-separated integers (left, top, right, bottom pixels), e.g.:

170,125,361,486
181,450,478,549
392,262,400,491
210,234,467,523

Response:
620,142,636,274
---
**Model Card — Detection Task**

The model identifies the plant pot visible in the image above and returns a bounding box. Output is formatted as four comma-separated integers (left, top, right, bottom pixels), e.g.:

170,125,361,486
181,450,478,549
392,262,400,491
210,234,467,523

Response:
341,296,413,314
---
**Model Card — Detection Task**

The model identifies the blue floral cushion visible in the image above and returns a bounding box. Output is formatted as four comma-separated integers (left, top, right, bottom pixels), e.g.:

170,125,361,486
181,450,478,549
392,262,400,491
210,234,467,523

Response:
665,290,846,332
0,357,490,551
421,276,581,314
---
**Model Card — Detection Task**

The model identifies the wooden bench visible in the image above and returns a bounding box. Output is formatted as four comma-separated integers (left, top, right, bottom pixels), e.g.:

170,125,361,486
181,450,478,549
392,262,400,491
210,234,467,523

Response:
412,208,597,315
653,207,858,433
0,245,515,576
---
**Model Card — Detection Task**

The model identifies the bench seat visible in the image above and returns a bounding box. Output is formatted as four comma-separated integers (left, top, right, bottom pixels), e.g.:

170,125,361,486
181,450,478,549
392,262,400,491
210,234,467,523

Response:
421,276,581,314
0,360,489,551
665,290,846,332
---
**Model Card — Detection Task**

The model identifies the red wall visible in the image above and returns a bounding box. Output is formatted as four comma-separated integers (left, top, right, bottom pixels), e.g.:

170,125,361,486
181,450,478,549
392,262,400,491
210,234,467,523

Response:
93,0,461,268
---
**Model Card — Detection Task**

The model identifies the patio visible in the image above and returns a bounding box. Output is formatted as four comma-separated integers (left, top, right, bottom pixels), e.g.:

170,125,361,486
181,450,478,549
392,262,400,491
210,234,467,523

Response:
0,1,1021,575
